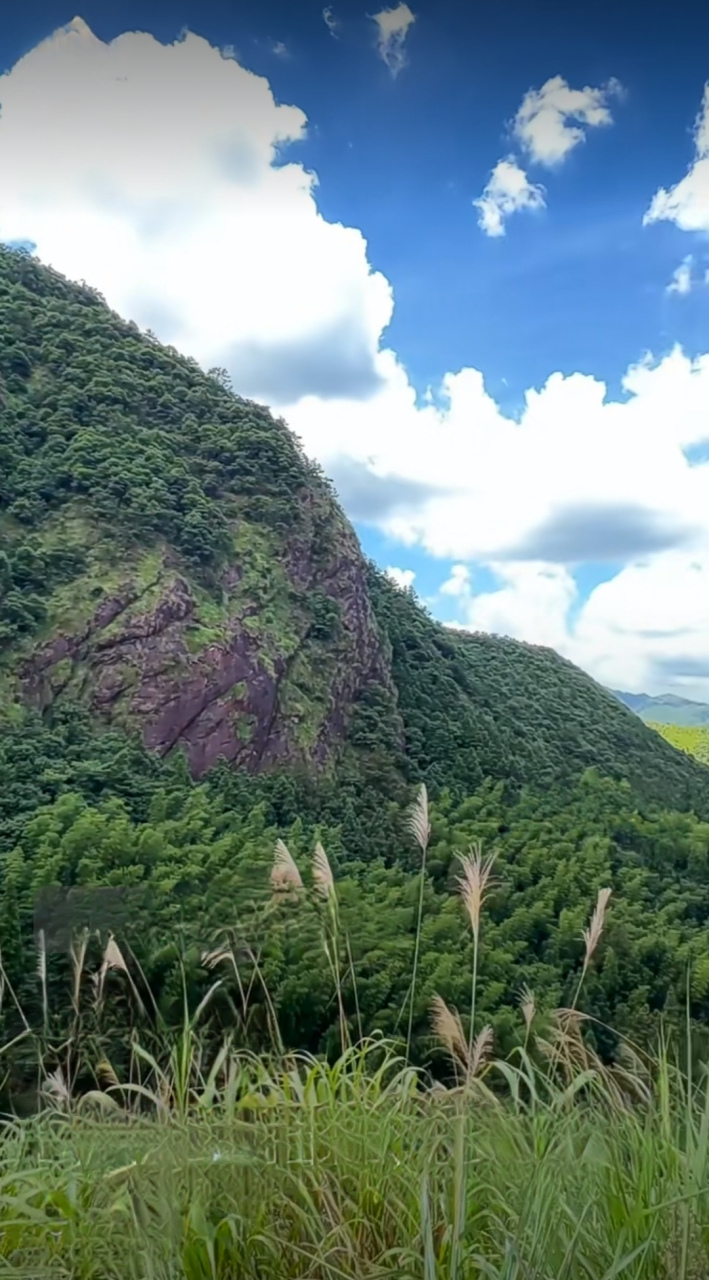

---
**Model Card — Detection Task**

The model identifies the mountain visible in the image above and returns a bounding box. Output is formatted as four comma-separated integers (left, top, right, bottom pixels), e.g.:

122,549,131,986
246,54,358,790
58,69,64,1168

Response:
609,689,709,727
4,242,709,824
10,243,709,1068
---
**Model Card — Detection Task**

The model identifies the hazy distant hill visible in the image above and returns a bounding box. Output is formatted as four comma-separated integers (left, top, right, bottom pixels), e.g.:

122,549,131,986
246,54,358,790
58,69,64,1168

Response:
609,689,709,727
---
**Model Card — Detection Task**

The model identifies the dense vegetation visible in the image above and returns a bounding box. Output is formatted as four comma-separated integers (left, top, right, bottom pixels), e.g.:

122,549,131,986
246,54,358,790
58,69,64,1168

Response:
3,241,709,1097
0,1031,708,1279
649,721,709,767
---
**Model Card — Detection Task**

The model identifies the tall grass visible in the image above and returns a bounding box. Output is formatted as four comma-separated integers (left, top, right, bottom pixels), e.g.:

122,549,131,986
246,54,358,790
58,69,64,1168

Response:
1,823,708,1275
0,1036,707,1277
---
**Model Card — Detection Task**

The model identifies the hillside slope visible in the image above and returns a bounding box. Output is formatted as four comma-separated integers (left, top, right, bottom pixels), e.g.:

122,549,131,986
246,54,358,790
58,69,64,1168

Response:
3,243,709,818
647,722,709,767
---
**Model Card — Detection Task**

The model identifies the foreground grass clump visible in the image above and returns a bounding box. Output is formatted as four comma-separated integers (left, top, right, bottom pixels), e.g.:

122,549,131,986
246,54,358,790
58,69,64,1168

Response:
2,1035,709,1279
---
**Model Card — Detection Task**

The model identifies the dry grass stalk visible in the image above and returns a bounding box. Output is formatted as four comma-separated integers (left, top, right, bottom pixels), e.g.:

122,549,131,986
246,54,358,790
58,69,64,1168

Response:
431,994,469,1068
406,784,430,853
97,1057,121,1090
456,843,498,941
36,928,47,1029
455,841,500,1077
271,840,304,900
42,1066,71,1109
570,886,612,1012
70,928,90,1017
583,888,612,971
406,785,431,1063
312,843,349,1052
103,934,129,975
312,843,335,901
469,1025,494,1078
201,946,232,970
519,985,536,1037
96,933,144,1014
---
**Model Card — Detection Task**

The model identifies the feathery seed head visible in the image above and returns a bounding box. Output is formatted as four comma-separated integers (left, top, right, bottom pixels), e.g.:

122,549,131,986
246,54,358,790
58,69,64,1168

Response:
271,839,304,898
102,933,129,975
583,887,612,968
312,842,335,900
469,1024,494,1078
406,784,430,853
430,994,469,1067
519,984,536,1034
456,843,499,937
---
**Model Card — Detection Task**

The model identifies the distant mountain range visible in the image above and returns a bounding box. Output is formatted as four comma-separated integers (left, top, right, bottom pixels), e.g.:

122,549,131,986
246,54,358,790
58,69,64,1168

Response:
609,689,709,727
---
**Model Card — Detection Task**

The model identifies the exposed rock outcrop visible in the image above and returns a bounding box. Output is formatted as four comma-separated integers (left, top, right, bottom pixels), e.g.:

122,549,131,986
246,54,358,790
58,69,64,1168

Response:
19,510,396,779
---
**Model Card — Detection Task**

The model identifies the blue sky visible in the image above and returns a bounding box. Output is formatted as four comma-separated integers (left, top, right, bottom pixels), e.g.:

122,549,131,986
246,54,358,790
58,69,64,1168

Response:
2,1,709,698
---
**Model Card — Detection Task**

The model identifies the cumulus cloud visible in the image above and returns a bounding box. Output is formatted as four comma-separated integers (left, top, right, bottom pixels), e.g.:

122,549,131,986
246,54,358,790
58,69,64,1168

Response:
440,565,471,597
513,75,623,167
456,561,578,653
385,566,416,589
473,157,546,237
369,4,415,77
287,348,709,566
667,255,694,294
645,84,709,232
447,551,709,702
0,17,393,406
285,347,709,698
4,19,709,700
473,76,621,236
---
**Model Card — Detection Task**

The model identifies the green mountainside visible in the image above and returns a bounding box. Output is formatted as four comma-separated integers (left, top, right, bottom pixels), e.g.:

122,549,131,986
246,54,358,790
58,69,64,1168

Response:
5,243,709,1078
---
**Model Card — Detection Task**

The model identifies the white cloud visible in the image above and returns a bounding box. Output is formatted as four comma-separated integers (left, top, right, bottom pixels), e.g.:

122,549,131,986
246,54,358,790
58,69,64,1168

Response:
323,7,339,38
288,345,709,565
0,17,393,405
385,566,416,589
369,4,415,77
458,561,578,653
440,564,471,597
286,346,709,699
645,84,709,232
271,41,289,59
667,255,694,294
453,552,709,702
473,75,620,236
4,20,709,700
473,157,546,237
513,75,623,168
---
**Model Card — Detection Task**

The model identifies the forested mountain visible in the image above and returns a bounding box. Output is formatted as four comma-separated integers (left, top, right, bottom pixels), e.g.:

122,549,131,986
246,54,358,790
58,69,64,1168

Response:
4,242,709,1083
3,242,709,814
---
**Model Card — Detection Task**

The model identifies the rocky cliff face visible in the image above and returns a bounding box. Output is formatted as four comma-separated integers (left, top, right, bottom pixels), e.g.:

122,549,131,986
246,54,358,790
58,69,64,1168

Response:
17,502,394,779
0,243,402,782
